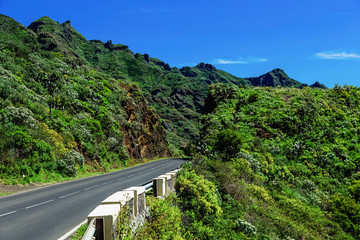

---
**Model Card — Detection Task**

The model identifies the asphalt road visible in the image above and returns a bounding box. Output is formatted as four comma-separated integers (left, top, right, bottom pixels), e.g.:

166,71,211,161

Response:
0,158,185,240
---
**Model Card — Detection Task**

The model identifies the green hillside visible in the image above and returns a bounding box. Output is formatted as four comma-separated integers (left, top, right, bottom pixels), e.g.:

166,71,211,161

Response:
181,84,359,239
15,15,325,149
0,15,171,183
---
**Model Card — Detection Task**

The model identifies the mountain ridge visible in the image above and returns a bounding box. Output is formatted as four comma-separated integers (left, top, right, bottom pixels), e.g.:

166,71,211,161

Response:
0,14,327,148
0,14,329,176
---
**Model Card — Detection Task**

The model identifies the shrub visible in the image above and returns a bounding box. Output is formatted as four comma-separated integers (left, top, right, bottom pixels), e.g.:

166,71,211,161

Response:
235,218,257,237
135,195,183,240
330,195,360,238
175,170,222,221
213,128,244,161
58,150,85,176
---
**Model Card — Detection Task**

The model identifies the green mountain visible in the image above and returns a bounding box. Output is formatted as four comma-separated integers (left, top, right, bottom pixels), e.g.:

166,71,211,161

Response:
18,15,327,148
0,14,326,182
0,15,171,182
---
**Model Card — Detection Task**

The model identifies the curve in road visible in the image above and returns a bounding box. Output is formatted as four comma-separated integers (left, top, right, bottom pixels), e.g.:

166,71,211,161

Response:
0,158,186,240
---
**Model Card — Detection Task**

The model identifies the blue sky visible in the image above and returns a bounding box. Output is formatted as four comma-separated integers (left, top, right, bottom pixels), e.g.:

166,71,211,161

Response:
1,0,360,87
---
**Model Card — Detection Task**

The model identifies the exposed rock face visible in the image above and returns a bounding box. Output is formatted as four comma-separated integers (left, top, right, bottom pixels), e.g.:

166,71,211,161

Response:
121,84,171,159
104,40,113,49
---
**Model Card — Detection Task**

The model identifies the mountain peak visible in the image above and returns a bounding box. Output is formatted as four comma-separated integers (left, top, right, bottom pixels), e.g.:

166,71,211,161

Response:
196,62,216,72
33,16,58,25
246,68,306,88
28,16,59,33
310,81,327,89
269,68,286,75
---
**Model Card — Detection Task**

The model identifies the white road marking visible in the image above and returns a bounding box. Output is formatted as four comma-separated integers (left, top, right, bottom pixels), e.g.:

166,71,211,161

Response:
59,191,80,199
102,180,114,185
0,211,16,218
84,185,99,191
25,199,54,209
117,178,125,181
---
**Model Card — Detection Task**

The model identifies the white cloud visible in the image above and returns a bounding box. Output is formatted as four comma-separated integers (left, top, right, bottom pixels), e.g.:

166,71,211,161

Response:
216,59,248,64
315,51,360,60
214,57,268,65
257,58,268,62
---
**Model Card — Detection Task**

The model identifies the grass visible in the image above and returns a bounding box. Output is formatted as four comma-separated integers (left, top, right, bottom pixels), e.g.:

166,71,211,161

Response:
0,192,13,197
70,222,88,240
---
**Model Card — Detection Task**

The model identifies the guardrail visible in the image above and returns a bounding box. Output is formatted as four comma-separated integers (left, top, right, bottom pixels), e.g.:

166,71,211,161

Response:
80,168,180,240
81,219,96,240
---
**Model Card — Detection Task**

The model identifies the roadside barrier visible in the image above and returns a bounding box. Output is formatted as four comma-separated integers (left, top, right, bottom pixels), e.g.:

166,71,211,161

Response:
81,168,180,240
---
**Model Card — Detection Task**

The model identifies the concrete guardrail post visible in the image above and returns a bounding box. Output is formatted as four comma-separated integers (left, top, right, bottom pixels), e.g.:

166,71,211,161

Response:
153,177,165,197
101,191,135,218
123,186,146,216
87,204,121,240
157,174,172,196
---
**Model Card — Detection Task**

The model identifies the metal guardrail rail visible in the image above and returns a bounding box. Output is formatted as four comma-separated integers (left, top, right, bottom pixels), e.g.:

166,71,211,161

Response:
81,218,96,240
142,181,153,192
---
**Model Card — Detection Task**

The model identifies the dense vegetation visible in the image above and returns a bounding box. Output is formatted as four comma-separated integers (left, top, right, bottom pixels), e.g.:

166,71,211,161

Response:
137,84,360,239
184,84,360,239
10,15,325,149
135,84,359,239
0,15,170,183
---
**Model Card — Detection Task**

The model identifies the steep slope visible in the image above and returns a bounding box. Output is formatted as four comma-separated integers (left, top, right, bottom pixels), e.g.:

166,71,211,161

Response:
22,16,328,147
0,15,171,182
191,83,359,239
1,14,327,154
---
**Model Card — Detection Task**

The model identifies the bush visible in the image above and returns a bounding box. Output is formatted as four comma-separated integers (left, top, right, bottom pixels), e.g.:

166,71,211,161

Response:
330,195,360,238
235,218,257,237
175,170,222,221
58,150,85,176
213,128,244,161
135,195,183,240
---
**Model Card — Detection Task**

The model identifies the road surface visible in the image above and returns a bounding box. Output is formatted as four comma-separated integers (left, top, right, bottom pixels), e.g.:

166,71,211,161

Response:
0,158,185,240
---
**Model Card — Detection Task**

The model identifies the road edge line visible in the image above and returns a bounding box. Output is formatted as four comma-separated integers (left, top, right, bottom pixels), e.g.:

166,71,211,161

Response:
57,219,87,240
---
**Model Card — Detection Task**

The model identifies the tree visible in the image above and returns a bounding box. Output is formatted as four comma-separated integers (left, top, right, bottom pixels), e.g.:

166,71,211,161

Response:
213,128,244,161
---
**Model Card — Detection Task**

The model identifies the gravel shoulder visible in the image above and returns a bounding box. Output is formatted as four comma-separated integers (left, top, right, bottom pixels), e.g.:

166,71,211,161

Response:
0,183,50,197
